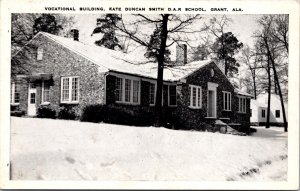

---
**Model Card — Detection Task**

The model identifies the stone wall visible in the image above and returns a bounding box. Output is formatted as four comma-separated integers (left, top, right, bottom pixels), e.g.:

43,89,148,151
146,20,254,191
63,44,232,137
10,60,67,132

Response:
11,33,251,130
170,62,231,129
10,78,28,113
232,97,251,130
105,63,251,130
170,62,251,130
11,34,106,116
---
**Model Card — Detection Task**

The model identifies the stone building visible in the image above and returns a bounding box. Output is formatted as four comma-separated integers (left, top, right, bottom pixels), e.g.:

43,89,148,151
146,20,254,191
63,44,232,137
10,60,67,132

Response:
11,32,252,130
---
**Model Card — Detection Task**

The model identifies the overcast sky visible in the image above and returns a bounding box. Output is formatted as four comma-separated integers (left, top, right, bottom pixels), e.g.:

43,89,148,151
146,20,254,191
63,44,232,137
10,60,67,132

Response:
71,14,263,50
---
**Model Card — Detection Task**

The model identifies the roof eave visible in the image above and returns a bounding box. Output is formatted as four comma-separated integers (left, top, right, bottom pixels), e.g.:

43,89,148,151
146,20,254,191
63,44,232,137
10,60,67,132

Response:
108,70,176,83
236,92,254,98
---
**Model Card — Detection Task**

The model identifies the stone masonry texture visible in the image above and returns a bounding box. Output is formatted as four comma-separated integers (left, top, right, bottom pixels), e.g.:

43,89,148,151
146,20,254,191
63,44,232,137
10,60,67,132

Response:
11,33,251,130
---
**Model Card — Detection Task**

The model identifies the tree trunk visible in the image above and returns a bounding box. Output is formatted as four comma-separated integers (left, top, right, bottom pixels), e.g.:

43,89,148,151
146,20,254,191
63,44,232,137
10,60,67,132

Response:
264,37,288,132
154,14,169,127
266,58,271,129
274,75,278,94
274,76,288,131
224,59,228,76
252,69,257,99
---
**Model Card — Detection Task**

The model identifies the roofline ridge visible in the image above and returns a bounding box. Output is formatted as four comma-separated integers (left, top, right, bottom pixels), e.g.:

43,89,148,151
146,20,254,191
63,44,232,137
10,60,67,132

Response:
42,32,129,65
12,32,43,58
179,60,213,80
43,31,128,57
38,32,110,70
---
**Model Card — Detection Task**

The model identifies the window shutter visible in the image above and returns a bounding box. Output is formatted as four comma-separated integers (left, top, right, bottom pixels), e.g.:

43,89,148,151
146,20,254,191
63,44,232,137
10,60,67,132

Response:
223,92,225,110
188,86,191,106
107,75,116,104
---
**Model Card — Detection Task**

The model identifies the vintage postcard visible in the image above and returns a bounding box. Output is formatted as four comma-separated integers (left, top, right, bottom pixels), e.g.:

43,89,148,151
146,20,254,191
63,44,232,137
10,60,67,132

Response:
0,0,299,189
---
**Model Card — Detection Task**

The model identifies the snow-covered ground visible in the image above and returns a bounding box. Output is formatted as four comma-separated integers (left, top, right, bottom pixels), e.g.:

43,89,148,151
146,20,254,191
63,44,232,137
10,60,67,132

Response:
10,117,288,181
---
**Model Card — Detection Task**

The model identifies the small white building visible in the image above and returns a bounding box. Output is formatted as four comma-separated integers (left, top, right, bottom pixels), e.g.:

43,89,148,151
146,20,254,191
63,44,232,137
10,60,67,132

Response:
250,93,288,126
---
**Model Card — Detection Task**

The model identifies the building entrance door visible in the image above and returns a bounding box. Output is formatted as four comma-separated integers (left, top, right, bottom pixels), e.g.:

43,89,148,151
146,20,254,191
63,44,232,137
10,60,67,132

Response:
28,83,37,116
207,82,218,118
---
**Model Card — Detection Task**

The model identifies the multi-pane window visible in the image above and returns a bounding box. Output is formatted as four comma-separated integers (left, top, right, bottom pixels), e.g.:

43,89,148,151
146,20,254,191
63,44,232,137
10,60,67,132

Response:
42,81,50,103
125,79,131,103
275,110,280,118
149,83,155,105
116,77,123,102
262,109,266,118
133,80,140,103
192,87,197,106
223,91,231,111
37,47,43,60
238,97,247,113
30,93,36,104
14,84,20,103
115,76,140,104
169,85,177,106
197,87,201,108
149,83,174,106
189,85,202,108
71,77,79,101
11,83,20,104
61,77,79,103
62,78,69,102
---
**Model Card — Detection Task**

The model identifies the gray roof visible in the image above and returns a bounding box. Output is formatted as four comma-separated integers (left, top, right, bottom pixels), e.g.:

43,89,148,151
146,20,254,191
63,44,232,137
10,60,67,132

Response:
16,32,252,97
39,32,213,82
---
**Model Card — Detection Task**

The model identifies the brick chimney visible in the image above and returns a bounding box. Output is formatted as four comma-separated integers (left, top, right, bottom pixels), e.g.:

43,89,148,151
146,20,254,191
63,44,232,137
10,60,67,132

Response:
70,29,79,41
176,44,187,65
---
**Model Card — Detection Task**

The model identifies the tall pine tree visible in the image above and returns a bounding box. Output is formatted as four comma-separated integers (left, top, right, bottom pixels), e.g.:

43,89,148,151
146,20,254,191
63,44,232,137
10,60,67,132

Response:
33,14,62,35
192,44,210,61
212,32,243,76
144,25,171,62
92,14,123,50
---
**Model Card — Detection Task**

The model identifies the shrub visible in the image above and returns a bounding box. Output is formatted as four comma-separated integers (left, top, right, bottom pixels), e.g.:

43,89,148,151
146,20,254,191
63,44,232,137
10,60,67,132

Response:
164,111,190,130
11,104,19,111
10,104,25,117
58,106,77,120
80,104,155,126
37,105,56,119
249,127,257,133
105,105,155,126
103,105,132,125
80,104,104,123
11,110,25,117
135,109,155,126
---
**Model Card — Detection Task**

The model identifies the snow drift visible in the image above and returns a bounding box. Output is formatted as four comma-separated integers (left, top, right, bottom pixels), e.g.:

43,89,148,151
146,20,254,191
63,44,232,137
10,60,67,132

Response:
10,117,287,181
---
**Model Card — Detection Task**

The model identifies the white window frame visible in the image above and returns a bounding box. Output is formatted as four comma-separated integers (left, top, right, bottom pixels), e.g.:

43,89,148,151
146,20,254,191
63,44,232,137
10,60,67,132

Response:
238,96,247,113
60,76,79,104
42,80,51,104
115,77,123,102
114,74,141,105
222,91,231,111
37,47,43,61
189,85,202,109
168,85,177,107
11,82,20,105
124,78,132,103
